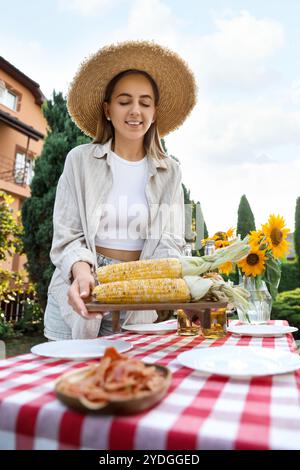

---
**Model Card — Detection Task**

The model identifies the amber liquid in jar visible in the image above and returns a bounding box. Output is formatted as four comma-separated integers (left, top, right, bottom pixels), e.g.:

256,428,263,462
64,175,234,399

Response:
202,308,227,339
177,309,201,336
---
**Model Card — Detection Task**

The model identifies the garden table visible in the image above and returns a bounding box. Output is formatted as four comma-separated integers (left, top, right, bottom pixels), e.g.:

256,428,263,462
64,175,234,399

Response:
0,320,299,450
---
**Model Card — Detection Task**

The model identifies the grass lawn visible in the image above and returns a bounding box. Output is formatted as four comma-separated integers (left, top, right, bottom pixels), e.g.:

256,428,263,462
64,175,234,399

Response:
3,334,47,358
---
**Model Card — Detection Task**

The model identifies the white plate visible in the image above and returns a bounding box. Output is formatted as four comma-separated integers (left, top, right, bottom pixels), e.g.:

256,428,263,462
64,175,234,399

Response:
122,321,177,335
31,339,132,360
228,324,298,337
177,346,300,378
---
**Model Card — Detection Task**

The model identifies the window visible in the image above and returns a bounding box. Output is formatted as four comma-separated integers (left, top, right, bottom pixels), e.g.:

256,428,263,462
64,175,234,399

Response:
0,81,18,111
14,152,35,185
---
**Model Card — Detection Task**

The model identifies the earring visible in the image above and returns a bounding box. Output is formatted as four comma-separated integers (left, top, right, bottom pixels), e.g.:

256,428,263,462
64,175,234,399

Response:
107,117,111,121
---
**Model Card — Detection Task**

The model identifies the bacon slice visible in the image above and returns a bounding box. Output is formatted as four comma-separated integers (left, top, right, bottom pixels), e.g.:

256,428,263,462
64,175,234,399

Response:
57,347,166,405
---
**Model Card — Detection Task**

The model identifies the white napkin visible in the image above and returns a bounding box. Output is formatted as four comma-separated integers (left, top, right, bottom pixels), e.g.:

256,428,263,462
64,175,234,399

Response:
123,309,158,326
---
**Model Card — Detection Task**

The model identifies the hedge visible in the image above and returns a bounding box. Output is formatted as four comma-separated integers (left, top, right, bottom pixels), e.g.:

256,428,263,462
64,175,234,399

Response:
278,261,300,293
271,288,300,339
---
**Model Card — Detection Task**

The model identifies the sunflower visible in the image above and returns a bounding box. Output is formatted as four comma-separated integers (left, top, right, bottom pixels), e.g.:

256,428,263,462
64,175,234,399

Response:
237,246,267,277
202,227,236,249
249,230,267,249
226,227,235,239
214,229,235,248
215,239,230,249
218,261,234,276
213,231,226,241
213,232,227,249
262,214,290,259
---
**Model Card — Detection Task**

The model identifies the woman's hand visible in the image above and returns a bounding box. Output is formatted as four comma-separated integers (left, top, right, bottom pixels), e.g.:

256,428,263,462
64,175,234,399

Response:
68,261,106,319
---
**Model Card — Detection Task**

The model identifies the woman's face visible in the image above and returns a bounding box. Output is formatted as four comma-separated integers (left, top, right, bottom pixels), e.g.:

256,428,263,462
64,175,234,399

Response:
104,73,157,142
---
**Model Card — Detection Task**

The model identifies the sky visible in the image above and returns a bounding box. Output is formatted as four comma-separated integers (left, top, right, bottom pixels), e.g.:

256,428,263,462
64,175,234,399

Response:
1,0,300,235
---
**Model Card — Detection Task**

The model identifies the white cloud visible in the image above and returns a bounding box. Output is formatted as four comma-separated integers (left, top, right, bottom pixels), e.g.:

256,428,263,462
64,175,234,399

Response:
57,0,115,15
0,34,76,99
212,10,284,60
167,99,300,165
255,153,276,164
180,10,284,91
290,80,300,105
1,36,44,86
106,0,185,45
180,159,300,235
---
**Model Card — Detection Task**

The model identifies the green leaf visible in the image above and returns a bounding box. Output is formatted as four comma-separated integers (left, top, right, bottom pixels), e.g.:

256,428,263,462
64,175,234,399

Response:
264,256,281,300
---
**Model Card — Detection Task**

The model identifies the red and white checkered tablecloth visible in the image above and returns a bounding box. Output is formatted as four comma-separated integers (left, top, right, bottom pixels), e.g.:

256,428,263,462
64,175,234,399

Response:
0,320,299,450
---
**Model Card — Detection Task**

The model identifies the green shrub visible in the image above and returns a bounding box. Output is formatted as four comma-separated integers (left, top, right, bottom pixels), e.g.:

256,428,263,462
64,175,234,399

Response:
14,298,43,335
0,269,43,339
0,298,43,339
0,312,18,338
278,262,300,292
272,288,300,339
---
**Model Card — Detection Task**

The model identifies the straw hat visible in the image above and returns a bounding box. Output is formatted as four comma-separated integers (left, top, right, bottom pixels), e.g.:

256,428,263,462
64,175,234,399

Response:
67,40,197,138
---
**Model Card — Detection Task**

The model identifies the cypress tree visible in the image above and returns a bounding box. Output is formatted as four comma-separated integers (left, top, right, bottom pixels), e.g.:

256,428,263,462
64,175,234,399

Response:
21,91,90,310
182,183,190,204
181,184,208,253
203,219,209,239
162,140,208,248
295,197,300,264
161,138,167,154
237,195,256,239
194,201,208,255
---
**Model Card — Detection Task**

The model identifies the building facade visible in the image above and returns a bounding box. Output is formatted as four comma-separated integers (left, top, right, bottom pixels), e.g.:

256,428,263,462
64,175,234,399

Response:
0,57,47,273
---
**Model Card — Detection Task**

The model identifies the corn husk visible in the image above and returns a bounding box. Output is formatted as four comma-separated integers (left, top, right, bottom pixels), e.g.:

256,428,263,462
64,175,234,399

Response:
206,278,250,315
181,237,250,276
183,276,213,301
184,273,250,315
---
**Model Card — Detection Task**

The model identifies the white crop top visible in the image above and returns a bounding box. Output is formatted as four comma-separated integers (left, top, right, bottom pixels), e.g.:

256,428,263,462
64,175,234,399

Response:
95,151,149,250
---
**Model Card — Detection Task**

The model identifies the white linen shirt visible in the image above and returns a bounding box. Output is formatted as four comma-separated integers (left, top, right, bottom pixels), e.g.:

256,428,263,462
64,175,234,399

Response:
95,150,149,251
46,139,186,339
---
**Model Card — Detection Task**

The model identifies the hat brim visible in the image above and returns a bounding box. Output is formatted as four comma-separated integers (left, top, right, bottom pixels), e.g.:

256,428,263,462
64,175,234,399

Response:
67,40,197,138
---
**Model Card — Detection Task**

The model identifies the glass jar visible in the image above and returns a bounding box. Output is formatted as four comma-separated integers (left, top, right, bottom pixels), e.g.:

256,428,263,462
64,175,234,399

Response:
202,307,227,339
204,240,215,256
183,243,193,257
237,276,272,324
177,309,201,336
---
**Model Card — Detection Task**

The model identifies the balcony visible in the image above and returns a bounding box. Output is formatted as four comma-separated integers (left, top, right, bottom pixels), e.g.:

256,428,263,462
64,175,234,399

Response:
0,155,31,198
0,165,29,186
0,150,34,186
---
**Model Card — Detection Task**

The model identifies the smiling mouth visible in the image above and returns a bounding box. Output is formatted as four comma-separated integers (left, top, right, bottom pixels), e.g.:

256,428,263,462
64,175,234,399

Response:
125,121,143,127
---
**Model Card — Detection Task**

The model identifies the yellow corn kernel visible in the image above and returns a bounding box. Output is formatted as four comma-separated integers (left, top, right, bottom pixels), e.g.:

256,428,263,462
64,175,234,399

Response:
97,258,182,284
93,278,190,304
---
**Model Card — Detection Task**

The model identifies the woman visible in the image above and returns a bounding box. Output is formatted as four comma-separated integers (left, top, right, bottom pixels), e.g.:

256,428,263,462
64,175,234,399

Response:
44,40,197,340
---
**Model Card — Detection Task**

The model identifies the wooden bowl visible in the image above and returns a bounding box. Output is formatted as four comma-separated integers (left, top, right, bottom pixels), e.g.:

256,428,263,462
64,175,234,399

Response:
55,363,171,415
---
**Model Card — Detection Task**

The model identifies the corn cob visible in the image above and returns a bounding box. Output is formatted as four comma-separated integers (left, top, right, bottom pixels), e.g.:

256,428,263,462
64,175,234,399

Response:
96,238,250,283
93,278,190,304
97,258,182,284
92,275,249,311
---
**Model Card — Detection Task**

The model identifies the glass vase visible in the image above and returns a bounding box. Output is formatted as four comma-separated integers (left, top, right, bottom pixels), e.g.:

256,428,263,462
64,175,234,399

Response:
237,276,272,324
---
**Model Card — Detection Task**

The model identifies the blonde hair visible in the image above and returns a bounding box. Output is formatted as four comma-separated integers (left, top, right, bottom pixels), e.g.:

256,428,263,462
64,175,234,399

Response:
93,69,166,159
